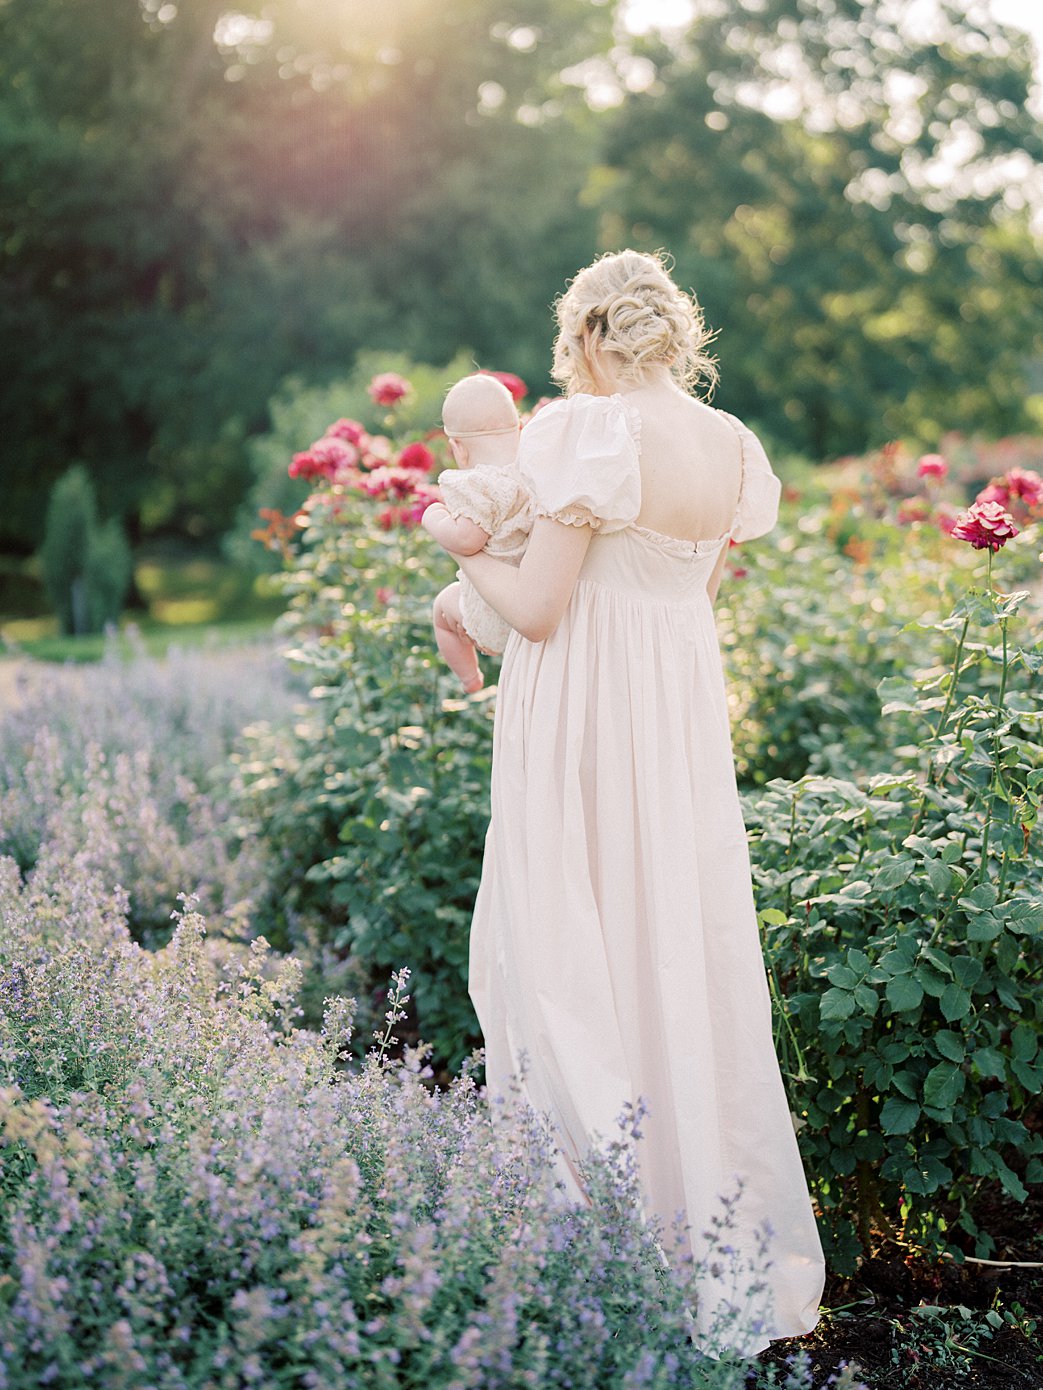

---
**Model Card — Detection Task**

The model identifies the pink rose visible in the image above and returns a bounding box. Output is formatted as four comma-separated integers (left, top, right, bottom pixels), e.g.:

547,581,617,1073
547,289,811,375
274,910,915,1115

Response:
950,500,1020,551
1006,467,1043,508
400,485,442,527
289,437,353,482
477,370,528,401
397,441,436,472
933,503,960,536
368,373,411,407
375,587,393,606
916,453,948,480
976,482,1009,507
897,496,931,525
359,466,417,500
326,418,368,446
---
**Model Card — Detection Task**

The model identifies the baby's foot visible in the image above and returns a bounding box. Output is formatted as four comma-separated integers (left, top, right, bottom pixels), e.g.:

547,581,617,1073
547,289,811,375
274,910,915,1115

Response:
462,671,484,693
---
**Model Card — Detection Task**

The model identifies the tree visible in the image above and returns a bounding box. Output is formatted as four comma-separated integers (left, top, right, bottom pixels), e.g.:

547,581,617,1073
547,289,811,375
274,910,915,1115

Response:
595,0,1043,455
0,0,615,553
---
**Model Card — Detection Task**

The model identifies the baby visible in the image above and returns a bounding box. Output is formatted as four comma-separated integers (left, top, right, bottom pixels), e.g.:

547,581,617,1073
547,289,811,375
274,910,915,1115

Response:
422,374,534,691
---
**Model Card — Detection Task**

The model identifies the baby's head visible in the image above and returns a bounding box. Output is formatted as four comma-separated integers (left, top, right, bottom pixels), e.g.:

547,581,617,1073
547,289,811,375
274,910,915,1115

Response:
442,374,520,470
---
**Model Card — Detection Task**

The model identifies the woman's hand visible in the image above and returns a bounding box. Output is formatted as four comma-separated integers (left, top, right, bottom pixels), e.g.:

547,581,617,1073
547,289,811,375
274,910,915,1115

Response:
450,517,593,643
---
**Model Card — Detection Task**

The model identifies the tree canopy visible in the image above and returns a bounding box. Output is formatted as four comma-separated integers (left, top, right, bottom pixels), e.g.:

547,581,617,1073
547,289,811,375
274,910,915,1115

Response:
1,0,1040,551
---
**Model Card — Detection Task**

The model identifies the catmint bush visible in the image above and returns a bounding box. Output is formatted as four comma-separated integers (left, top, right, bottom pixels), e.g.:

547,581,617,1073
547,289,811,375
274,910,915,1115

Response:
0,635,300,942
0,856,866,1390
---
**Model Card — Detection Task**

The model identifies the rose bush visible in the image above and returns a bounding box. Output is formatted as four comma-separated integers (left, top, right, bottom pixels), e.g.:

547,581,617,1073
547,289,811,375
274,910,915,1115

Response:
743,529,1042,1270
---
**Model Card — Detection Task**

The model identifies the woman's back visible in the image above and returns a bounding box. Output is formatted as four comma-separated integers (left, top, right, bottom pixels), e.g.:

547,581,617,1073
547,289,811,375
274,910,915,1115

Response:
623,381,743,544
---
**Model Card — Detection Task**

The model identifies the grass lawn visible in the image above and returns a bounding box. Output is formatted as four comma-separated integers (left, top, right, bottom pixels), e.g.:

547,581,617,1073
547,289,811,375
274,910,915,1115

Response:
0,546,286,662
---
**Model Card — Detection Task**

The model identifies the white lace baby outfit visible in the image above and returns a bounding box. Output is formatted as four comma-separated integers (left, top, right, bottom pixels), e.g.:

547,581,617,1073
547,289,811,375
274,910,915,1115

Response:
437,464,535,655
467,392,826,1358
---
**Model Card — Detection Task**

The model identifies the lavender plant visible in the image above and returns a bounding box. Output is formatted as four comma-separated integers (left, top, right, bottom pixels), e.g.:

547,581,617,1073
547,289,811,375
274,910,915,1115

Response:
0,856,866,1390
0,635,301,942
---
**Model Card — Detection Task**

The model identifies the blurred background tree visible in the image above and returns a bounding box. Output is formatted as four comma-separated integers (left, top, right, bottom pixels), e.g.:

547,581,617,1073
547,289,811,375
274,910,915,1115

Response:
1,0,1040,561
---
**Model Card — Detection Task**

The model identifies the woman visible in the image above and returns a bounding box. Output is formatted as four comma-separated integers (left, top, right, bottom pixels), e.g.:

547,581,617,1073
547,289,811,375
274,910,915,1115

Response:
425,249,825,1357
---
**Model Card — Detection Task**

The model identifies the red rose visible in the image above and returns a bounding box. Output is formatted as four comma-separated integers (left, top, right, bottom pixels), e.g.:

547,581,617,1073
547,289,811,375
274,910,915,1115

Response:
397,441,436,472
950,500,1019,551
476,370,528,401
368,373,411,407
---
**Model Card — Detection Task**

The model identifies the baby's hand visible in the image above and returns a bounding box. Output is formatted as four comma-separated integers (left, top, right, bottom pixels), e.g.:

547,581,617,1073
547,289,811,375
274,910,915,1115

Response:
421,502,452,539
422,504,491,557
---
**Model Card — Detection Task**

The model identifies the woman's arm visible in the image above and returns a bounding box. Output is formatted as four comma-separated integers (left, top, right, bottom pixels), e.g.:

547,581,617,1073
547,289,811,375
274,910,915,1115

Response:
421,502,490,556
449,516,593,643
706,542,730,605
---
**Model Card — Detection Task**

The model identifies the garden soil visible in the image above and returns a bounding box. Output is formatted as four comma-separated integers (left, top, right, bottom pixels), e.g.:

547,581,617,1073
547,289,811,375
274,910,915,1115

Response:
757,1180,1043,1388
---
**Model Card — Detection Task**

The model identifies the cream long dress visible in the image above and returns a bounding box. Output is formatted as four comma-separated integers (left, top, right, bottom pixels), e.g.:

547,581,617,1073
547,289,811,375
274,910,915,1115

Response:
467,391,826,1357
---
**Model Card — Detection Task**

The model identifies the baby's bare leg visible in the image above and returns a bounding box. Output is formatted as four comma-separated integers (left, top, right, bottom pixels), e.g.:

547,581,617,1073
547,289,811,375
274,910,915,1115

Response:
433,582,483,692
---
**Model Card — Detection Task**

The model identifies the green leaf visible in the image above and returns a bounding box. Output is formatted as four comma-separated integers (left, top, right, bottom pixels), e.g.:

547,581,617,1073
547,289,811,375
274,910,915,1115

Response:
886,975,924,1012
903,1156,953,1195
959,884,999,912
970,1046,1006,1080
933,1031,965,1063
1002,900,1043,935
923,1061,965,1111
1012,1023,1038,1063
940,983,972,1022
826,964,858,989
880,1097,920,1134
1011,1058,1041,1091
758,908,789,927
951,956,984,988
847,948,871,974
875,858,913,891
853,983,879,1015
965,912,1003,942
820,988,857,1022
926,859,955,894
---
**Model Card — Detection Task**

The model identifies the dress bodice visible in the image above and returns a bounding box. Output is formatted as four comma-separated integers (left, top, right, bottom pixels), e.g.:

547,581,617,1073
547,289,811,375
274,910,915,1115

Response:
578,524,726,606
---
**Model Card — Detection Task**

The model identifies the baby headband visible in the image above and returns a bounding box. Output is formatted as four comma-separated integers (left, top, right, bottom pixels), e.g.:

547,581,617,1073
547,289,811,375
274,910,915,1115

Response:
443,424,520,438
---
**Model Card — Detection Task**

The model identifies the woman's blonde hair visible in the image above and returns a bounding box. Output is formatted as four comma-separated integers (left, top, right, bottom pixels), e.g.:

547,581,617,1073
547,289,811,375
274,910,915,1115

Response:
551,249,718,398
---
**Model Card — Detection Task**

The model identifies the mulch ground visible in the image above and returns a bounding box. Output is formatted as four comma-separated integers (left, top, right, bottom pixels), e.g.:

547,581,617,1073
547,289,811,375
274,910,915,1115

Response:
754,1182,1043,1389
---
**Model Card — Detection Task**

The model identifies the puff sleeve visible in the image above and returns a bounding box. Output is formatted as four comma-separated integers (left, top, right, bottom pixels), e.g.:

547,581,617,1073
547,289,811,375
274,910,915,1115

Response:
717,411,782,543
517,393,641,533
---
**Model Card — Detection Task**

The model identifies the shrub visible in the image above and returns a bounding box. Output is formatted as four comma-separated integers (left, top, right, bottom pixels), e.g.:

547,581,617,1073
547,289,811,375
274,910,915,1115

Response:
744,542,1043,1271
720,479,1041,785
0,858,867,1389
39,467,133,635
227,350,478,572
235,373,505,1068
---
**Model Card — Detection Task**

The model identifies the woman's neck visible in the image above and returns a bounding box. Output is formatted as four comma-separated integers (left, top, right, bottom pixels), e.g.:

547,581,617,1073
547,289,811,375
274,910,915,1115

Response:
589,363,677,397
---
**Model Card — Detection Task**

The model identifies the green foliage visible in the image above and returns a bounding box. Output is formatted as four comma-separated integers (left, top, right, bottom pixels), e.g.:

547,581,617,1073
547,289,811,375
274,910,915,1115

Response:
597,0,1043,455
234,402,499,1066
744,563,1043,1271
38,466,132,635
0,0,608,550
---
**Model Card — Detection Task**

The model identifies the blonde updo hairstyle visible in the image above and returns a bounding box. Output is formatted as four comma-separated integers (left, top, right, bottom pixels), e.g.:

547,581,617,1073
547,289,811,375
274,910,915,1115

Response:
551,249,718,398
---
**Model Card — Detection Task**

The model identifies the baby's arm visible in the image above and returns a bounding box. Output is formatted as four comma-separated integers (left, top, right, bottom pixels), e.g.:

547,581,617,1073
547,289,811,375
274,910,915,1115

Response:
422,503,490,556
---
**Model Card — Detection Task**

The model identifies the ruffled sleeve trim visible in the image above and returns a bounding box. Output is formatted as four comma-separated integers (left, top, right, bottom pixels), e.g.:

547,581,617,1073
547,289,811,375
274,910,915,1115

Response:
518,393,642,534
